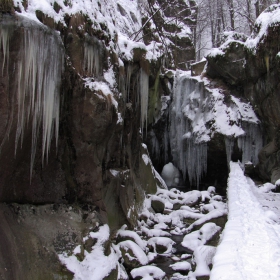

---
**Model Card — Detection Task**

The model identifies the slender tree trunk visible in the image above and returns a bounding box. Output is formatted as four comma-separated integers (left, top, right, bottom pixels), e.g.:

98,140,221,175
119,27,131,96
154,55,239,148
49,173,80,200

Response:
255,0,260,17
246,0,253,33
227,0,235,31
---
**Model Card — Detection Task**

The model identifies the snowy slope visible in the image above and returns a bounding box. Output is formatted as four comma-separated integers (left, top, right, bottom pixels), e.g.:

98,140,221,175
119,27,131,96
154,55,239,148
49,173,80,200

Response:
13,0,164,62
211,162,280,280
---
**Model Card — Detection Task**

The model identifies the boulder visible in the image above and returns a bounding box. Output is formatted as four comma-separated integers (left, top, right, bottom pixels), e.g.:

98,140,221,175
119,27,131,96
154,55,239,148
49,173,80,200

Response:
151,197,165,214
118,241,148,269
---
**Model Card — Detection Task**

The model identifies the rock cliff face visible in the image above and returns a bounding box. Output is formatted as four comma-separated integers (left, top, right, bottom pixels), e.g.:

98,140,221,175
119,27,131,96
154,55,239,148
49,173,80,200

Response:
206,5,280,184
0,0,196,278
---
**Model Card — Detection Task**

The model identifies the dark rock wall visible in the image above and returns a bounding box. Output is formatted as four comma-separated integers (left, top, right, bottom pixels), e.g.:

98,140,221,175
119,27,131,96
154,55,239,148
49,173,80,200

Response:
0,10,162,279
0,13,160,229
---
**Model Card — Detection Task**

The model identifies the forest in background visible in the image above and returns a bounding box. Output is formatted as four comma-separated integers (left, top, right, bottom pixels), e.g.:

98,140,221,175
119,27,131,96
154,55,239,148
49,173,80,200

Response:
195,0,280,59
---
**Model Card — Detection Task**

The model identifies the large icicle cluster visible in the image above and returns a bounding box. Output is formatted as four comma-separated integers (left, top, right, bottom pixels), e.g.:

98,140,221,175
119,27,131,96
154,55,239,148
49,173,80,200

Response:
170,72,209,188
0,17,64,177
169,71,263,188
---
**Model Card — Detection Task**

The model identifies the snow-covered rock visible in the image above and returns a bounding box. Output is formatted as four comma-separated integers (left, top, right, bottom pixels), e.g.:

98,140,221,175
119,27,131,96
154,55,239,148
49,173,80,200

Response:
131,265,166,280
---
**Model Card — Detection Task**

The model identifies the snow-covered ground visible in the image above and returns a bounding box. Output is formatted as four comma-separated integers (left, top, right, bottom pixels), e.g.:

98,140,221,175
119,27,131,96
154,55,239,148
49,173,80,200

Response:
58,162,280,279
211,162,280,280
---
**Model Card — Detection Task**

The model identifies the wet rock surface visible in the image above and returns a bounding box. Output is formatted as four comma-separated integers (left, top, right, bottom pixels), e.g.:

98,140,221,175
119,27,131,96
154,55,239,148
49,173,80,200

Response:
0,203,100,280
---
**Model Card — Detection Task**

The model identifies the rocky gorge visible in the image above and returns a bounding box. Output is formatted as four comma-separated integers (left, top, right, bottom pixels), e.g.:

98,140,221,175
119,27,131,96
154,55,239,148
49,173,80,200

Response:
0,0,280,279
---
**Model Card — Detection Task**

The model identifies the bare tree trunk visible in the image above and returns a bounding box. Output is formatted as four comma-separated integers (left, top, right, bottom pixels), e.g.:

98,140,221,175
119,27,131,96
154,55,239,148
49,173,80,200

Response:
227,0,235,30
255,0,260,17
246,0,253,33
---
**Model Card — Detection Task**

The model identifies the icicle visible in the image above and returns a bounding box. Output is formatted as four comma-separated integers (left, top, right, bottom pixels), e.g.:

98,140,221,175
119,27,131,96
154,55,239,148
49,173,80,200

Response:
84,37,102,77
163,127,169,163
237,122,262,165
225,137,234,166
0,25,10,74
0,20,15,153
125,64,133,102
149,129,160,160
140,68,149,133
7,23,65,179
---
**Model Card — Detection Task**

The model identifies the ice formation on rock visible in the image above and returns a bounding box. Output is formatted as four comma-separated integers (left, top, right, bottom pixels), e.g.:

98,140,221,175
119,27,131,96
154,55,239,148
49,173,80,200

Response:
224,137,235,166
237,122,263,165
170,72,208,188
161,162,181,188
125,64,133,102
0,17,64,178
169,71,263,188
140,68,149,133
0,23,9,73
84,36,102,77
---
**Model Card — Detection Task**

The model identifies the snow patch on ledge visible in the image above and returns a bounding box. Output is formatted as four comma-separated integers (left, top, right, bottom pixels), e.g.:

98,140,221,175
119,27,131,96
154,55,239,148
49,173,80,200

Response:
211,162,280,280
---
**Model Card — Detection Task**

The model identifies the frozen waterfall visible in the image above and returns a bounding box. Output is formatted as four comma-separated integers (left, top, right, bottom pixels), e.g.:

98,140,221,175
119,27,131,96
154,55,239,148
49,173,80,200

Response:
237,122,263,165
168,71,263,188
170,72,208,188
0,16,64,178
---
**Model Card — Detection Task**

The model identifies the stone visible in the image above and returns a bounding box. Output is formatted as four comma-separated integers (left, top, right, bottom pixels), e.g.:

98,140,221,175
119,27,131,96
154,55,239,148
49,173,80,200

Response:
173,202,183,210
118,241,148,269
151,198,165,213
191,59,207,76
103,266,118,280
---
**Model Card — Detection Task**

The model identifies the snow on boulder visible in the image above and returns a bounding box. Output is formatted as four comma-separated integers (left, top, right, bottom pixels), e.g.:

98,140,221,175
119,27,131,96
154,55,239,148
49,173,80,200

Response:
207,186,216,195
161,162,181,187
200,199,227,214
211,195,223,201
141,226,171,238
181,190,202,206
131,265,166,280
191,245,216,278
201,191,211,202
147,237,175,255
258,182,276,193
182,223,221,252
181,231,203,252
153,209,204,229
200,204,215,214
116,225,147,251
170,261,191,272
118,240,148,269
59,225,119,280
246,4,280,51
186,209,227,232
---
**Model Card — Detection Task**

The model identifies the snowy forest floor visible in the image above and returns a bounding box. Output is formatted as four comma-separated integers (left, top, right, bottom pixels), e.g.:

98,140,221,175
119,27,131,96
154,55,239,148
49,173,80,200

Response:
60,162,280,280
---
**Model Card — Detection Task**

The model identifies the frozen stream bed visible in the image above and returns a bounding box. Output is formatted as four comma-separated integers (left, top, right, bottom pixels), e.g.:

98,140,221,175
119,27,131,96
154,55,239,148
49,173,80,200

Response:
59,161,280,280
